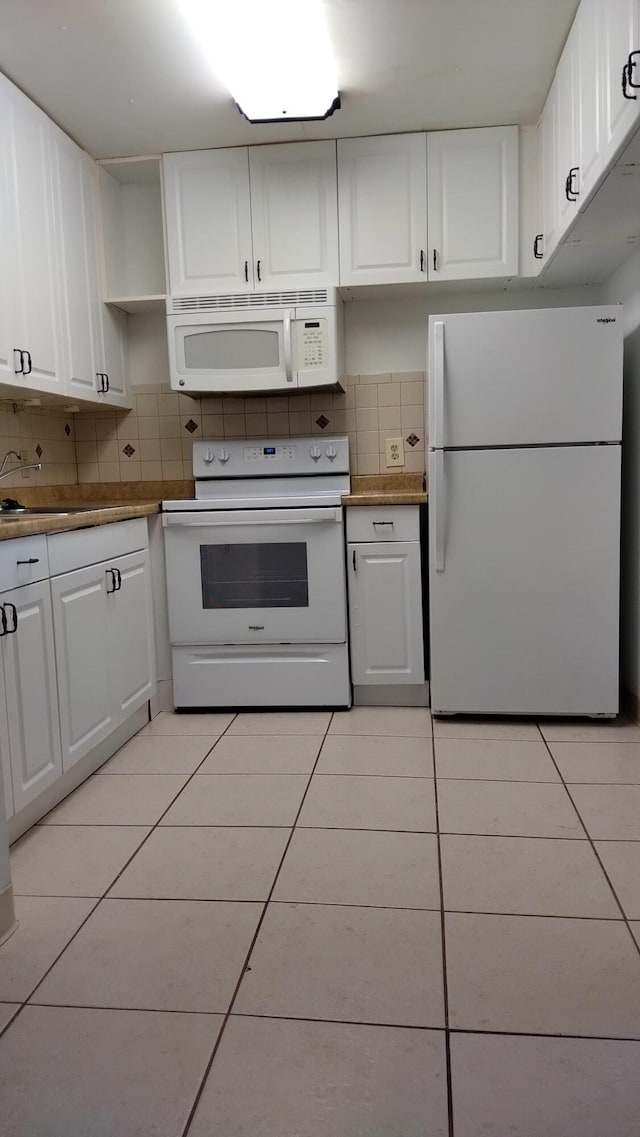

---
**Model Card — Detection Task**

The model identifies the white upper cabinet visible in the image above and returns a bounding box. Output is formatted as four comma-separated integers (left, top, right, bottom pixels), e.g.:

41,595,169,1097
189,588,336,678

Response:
337,133,428,285
0,75,64,397
600,0,640,166
248,141,338,291
164,141,338,297
576,0,604,205
427,126,519,280
164,148,253,295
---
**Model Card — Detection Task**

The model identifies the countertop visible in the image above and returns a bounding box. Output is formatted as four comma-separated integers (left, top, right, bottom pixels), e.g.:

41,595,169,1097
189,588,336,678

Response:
342,474,427,506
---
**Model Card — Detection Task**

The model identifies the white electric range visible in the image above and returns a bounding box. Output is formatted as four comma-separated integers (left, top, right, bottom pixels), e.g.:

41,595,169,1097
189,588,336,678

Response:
162,436,351,709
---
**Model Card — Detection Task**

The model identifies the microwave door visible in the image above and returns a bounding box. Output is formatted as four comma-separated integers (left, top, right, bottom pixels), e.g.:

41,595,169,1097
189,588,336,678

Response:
168,310,298,394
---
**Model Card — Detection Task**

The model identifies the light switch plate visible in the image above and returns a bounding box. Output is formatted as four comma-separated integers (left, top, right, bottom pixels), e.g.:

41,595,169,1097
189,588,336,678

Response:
385,437,405,467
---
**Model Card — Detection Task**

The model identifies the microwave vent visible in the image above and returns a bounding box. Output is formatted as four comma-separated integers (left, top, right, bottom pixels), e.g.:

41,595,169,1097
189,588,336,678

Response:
169,289,329,314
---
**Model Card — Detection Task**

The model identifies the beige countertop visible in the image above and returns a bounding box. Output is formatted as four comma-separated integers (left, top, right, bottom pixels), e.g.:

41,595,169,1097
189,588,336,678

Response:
0,502,161,541
342,474,427,506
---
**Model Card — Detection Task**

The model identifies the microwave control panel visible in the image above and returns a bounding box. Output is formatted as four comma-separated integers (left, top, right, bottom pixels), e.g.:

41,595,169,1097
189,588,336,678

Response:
298,319,328,369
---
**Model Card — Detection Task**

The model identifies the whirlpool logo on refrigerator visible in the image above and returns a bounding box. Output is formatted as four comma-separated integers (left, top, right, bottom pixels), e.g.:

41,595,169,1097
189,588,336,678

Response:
596,317,617,324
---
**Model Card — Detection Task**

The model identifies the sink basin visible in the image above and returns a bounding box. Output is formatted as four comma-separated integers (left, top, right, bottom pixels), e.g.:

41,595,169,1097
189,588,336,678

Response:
0,506,90,519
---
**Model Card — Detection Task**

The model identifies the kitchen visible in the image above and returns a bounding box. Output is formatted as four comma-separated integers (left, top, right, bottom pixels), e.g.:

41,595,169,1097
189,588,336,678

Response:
1,0,640,1133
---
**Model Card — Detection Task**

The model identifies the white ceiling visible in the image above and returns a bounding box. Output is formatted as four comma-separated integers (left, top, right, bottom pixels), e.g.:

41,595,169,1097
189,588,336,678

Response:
0,0,580,159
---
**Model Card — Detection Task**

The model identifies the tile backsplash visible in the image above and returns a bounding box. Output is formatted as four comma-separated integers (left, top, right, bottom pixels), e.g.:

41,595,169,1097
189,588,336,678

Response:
0,372,427,486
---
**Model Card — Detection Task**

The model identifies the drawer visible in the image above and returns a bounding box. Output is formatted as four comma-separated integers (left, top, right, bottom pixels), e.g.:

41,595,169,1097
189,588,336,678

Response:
345,505,420,542
48,517,148,577
0,534,49,591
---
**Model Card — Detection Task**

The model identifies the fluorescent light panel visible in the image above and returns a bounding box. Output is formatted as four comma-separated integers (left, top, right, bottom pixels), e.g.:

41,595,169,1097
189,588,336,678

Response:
178,0,339,121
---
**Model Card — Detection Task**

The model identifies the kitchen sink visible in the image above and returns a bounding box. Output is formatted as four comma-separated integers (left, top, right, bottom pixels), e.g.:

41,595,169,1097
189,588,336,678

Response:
0,506,91,519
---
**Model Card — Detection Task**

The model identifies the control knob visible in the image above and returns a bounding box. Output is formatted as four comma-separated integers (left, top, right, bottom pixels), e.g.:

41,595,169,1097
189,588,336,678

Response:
309,445,321,461
218,447,230,464
202,448,215,465
325,444,337,461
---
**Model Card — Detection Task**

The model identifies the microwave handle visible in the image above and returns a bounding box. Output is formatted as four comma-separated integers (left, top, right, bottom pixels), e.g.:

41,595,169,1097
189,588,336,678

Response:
284,310,293,383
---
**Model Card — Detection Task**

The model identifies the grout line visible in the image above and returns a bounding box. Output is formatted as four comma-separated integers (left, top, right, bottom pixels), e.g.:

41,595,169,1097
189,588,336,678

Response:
180,713,336,1137
432,718,455,1137
0,713,241,1042
540,736,640,960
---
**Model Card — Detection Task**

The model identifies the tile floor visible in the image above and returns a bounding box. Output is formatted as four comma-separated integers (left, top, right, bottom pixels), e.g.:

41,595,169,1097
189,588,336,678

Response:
2,708,640,1134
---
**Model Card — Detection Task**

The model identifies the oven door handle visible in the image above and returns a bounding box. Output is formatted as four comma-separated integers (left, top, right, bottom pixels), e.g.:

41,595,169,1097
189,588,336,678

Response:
162,509,342,527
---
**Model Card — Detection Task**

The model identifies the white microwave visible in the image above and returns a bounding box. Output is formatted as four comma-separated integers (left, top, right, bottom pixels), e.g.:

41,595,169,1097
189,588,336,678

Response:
166,289,343,395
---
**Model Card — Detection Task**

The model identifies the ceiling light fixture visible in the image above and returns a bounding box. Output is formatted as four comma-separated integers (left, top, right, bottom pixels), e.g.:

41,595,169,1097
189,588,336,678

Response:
178,0,340,123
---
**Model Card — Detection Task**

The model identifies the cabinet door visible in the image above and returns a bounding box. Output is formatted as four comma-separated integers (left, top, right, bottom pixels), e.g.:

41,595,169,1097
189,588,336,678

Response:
53,132,104,403
51,563,114,770
163,149,253,295
107,549,155,724
0,77,21,390
600,0,640,165
99,304,130,408
427,126,518,280
576,0,604,206
249,141,338,290
348,541,425,685
337,134,428,285
2,581,62,812
539,74,561,262
6,82,64,395
555,40,580,236
0,652,13,820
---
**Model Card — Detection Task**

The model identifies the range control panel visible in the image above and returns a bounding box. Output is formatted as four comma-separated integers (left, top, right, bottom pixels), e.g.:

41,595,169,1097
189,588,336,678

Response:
193,435,350,478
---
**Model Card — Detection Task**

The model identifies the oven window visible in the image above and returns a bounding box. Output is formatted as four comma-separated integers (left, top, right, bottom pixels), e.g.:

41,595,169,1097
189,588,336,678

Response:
200,543,309,608
183,328,280,370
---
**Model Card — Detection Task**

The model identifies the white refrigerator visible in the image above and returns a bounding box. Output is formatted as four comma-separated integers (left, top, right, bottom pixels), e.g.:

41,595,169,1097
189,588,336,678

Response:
427,305,623,717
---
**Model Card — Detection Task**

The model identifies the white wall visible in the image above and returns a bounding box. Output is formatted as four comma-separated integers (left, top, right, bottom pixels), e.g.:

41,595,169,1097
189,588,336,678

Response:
344,285,603,374
603,246,640,699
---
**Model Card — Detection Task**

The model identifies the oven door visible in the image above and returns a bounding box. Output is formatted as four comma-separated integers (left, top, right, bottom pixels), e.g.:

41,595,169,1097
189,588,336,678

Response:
163,507,346,644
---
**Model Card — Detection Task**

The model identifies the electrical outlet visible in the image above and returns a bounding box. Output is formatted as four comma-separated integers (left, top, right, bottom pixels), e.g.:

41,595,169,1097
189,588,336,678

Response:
385,437,405,467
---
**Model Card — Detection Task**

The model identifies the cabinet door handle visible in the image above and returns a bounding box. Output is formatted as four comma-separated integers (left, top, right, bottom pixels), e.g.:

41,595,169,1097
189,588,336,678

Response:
565,167,579,201
352,549,357,572
16,557,39,565
23,350,32,376
114,567,122,591
256,259,262,282
244,260,249,282
432,249,438,272
13,349,23,374
420,249,425,273
106,568,117,594
622,60,637,99
4,603,17,634
0,607,7,638
533,234,543,259
372,520,394,526
104,373,110,393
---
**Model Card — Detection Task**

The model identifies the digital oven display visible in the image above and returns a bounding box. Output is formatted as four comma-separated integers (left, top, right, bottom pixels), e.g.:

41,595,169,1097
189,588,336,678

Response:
263,447,276,455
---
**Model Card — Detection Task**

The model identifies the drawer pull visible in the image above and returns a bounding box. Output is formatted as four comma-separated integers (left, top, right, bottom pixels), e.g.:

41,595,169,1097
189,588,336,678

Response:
16,557,39,565
372,520,394,526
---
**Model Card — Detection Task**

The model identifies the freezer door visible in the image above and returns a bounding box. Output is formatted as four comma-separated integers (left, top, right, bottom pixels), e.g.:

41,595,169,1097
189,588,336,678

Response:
428,306,622,448
428,445,620,716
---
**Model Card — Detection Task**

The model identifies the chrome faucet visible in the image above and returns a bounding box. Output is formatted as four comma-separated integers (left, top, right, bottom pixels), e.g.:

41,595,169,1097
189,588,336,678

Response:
0,450,42,481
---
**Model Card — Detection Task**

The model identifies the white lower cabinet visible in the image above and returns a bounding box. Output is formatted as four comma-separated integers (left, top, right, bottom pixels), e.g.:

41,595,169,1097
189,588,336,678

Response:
0,579,62,816
346,507,427,704
51,542,155,771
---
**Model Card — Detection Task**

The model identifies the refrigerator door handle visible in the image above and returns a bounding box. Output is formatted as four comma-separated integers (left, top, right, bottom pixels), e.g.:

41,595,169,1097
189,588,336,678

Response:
433,320,445,448
434,450,446,572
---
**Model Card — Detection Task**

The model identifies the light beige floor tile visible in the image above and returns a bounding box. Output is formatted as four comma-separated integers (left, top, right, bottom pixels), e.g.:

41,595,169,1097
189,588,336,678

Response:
446,912,640,1037
160,774,308,826
435,737,559,781
433,717,540,740
138,710,235,736
595,842,640,918
316,734,433,776
109,827,289,900
228,711,331,735
0,1005,223,1137
0,896,95,1002
441,834,619,917
188,1016,448,1137
101,735,215,775
10,826,151,897
41,774,189,826
550,741,640,783
451,1032,640,1137
299,775,436,831
570,785,640,839
539,716,640,743
437,780,584,838
0,1004,20,1033
234,903,444,1027
329,706,432,737
199,734,323,774
34,898,262,1013
273,828,440,908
